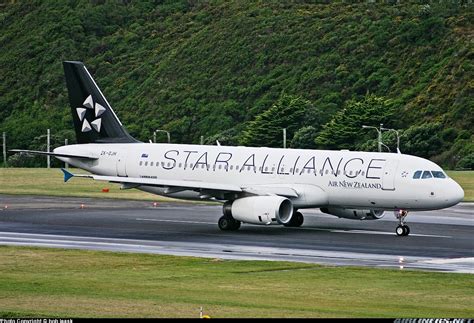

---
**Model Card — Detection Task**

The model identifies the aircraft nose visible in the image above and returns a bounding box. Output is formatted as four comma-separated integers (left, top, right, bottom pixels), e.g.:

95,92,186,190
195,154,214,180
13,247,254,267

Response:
448,180,464,205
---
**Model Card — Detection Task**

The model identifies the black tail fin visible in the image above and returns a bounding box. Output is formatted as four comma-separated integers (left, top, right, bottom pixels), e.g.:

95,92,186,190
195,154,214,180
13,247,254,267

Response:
63,61,139,144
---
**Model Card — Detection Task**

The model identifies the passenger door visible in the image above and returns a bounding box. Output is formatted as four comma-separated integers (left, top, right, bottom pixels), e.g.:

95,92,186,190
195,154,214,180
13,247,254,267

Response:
382,159,398,191
116,155,127,177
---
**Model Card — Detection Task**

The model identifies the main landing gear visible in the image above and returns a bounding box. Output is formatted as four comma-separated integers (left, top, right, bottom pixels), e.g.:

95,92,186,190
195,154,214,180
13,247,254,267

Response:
218,202,241,231
284,211,304,227
218,215,241,231
395,210,410,236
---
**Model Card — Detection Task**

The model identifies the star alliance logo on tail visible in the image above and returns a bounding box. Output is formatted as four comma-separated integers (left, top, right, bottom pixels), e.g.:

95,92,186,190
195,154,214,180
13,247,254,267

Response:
76,95,106,133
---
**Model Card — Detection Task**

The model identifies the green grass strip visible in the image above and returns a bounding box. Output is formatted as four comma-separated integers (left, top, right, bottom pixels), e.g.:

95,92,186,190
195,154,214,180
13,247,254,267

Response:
0,246,472,318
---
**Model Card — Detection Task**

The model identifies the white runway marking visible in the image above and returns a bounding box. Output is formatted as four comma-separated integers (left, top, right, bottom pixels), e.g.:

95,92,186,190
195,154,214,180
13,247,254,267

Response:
331,229,452,238
0,231,471,273
297,227,452,238
423,257,474,264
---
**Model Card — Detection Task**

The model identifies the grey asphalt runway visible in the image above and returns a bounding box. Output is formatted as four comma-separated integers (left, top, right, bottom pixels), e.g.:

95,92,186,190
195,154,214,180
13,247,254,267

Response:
0,194,472,273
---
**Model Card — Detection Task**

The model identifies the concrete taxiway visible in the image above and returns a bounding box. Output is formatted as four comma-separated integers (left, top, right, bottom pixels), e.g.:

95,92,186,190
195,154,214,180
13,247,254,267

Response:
0,194,472,273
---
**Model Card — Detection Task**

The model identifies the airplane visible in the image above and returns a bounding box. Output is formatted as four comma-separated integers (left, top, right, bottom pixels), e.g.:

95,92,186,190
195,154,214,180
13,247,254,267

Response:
11,61,465,236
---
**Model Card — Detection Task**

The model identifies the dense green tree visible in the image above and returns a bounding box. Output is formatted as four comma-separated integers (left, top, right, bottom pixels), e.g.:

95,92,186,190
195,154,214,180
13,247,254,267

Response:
0,1,472,168
315,95,396,150
399,123,444,159
239,94,314,148
203,127,241,146
290,126,319,150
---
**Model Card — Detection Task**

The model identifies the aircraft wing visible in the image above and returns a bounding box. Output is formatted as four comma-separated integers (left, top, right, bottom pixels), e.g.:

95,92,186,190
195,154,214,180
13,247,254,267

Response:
241,186,299,198
10,149,99,160
61,169,300,198
61,169,243,193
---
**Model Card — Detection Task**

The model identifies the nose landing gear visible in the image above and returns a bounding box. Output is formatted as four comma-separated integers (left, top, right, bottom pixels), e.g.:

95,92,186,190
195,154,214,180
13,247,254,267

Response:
395,210,410,236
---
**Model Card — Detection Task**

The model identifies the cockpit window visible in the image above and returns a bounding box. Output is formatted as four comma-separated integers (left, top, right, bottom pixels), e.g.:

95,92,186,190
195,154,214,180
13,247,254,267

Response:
413,171,422,179
422,171,433,179
431,171,446,178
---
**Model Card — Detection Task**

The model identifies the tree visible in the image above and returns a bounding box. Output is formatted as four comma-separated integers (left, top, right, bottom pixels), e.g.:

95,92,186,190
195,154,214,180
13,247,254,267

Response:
290,126,318,149
315,95,396,150
399,123,444,158
239,94,315,148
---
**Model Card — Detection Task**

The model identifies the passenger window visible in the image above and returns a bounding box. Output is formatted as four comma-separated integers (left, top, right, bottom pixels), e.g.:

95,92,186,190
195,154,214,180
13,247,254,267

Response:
139,161,142,166
422,171,432,179
150,162,154,167
432,171,446,179
413,171,422,179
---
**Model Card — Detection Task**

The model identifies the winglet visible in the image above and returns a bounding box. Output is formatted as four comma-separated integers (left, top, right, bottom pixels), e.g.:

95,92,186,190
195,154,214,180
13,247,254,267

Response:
61,168,74,182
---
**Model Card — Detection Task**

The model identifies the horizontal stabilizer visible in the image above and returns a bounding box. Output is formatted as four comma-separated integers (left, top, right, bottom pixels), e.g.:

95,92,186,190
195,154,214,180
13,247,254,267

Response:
59,168,92,183
61,168,74,182
9,149,98,160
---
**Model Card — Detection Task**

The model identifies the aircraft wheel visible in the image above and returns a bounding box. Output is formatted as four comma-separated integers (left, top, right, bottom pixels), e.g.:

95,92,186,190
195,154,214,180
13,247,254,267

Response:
218,216,240,231
293,212,304,227
403,225,410,236
232,220,241,230
396,225,405,236
284,211,304,227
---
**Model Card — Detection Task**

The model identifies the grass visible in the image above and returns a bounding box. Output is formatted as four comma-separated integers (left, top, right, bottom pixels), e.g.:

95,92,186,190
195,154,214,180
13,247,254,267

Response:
0,168,179,202
0,168,473,202
447,171,474,202
0,246,472,318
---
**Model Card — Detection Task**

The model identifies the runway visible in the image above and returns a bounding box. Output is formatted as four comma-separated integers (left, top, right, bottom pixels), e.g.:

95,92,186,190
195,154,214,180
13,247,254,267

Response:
0,194,473,273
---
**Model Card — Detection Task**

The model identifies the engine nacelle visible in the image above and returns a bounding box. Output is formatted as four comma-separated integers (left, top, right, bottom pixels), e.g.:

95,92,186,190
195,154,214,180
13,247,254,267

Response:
227,196,293,225
320,207,384,220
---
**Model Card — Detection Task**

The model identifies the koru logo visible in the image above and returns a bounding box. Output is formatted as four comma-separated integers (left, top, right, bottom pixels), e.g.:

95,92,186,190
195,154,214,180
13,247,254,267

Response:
76,95,106,133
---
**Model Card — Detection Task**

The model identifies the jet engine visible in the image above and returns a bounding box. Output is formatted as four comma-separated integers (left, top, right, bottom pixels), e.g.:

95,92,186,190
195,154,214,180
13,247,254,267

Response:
225,196,294,225
320,207,384,220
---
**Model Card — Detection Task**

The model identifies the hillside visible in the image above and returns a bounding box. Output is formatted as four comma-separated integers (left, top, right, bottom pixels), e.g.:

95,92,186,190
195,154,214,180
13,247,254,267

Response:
0,1,472,168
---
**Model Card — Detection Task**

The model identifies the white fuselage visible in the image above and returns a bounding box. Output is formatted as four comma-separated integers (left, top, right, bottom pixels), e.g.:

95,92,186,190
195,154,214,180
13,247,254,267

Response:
55,143,464,211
